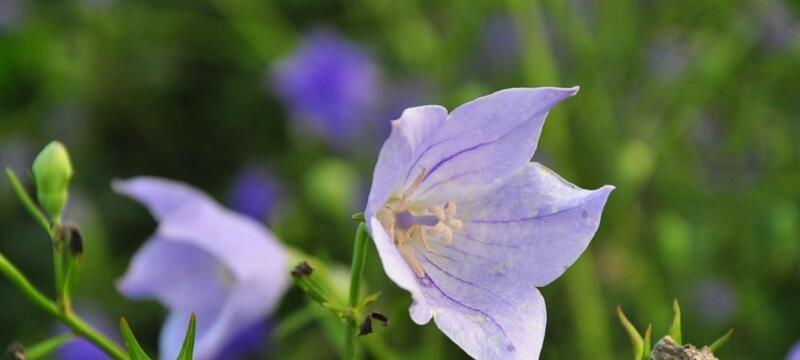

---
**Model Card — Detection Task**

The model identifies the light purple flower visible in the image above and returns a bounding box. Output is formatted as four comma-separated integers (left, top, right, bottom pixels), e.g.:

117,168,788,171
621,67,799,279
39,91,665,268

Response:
114,177,289,360
788,341,800,360
272,30,381,142
364,87,614,359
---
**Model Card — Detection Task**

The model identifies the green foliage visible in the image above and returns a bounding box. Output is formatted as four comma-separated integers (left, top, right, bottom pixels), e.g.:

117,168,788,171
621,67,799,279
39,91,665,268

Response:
176,314,197,360
119,317,152,360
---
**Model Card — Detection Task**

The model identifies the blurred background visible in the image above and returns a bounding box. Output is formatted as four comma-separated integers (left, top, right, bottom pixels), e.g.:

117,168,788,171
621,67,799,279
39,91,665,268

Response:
1,0,799,359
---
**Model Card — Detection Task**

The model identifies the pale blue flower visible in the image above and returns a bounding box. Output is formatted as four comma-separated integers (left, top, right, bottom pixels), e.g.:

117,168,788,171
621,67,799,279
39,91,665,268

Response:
364,87,614,359
114,177,289,360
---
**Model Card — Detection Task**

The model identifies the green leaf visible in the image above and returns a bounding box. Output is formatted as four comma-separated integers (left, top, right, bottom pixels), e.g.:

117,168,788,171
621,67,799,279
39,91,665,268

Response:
351,212,366,222
119,317,152,360
357,291,382,309
667,299,682,344
616,305,644,360
708,328,734,353
25,334,73,360
176,313,197,360
642,324,653,360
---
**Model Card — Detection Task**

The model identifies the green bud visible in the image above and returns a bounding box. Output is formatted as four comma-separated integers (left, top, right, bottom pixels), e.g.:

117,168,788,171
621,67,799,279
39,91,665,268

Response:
32,141,73,221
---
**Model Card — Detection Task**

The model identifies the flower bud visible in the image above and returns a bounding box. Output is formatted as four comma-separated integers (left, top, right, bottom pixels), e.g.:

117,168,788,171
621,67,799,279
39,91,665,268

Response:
32,141,73,221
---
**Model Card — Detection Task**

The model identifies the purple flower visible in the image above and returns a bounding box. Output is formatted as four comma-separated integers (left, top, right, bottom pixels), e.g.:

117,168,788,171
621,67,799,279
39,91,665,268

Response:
0,0,25,31
228,166,281,223
788,341,800,360
273,30,381,142
114,177,289,360
364,87,614,359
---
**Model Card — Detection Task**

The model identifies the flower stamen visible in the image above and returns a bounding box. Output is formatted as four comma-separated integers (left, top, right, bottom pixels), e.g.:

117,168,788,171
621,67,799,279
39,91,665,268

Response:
377,168,466,278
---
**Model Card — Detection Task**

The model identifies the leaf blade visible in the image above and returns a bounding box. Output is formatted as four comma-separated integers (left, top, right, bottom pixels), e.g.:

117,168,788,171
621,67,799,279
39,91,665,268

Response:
175,313,197,360
119,316,152,360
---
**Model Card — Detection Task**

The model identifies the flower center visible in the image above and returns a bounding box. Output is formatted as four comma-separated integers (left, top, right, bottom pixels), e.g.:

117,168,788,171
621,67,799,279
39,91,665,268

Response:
377,168,464,278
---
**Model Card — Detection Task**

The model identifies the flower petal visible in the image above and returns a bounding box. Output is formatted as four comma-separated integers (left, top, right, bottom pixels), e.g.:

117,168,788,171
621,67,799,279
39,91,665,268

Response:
427,162,613,292
367,217,432,324
116,177,290,360
112,177,212,221
419,268,546,359
117,238,230,312
366,105,448,218
407,87,579,203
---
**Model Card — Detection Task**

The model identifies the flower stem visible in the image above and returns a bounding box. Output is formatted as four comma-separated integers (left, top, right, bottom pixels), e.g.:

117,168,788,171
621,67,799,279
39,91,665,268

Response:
344,223,369,360
0,252,129,360
5,168,51,234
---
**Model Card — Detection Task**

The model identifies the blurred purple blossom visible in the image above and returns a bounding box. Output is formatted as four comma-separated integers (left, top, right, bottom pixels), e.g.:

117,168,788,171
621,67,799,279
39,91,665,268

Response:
228,166,281,223
693,279,737,324
762,0,799,50
787,341,800,360
214,320,271,360
272,30,381,143
114,177,289,360
474,14,522,76
0,0,25,31
364,87,613,358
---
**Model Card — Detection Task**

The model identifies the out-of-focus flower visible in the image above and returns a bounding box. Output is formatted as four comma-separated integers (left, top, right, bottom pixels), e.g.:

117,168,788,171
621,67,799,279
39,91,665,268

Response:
364,87,614,359
272,30,381,143
214,320,270,360
787,341,800,360
762,0,799,50
693,279,737,324
57,304,118,360
474,14,521,77
228,166,281,223
114,177,289,360
0,0,25,31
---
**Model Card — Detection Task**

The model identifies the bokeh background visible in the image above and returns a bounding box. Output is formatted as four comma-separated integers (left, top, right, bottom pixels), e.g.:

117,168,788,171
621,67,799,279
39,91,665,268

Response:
1,0,799,359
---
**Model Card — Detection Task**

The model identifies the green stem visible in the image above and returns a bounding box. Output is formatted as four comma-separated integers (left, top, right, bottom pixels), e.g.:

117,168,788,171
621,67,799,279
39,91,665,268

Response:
344,223,370,360
5,168,51,234
0,252,129,360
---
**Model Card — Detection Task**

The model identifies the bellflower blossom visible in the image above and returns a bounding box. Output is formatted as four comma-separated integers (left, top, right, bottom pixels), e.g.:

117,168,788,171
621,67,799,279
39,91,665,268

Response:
114,177,289,360
273,30,381,142
364,87,613,359
787,341,800,360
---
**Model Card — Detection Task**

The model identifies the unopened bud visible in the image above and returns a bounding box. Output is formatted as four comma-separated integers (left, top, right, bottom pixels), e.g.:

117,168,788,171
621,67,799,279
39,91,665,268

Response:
32,141,73,221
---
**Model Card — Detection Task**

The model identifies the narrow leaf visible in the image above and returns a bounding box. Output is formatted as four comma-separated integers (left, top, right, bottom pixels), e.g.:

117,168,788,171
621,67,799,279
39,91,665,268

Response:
708,328,734,353
357,291,382,309
176,313,197,360
119,317,152,360
667,299,682,344
642,324,653,360
617,305,644,360
25,334,73,360
5,168,51,233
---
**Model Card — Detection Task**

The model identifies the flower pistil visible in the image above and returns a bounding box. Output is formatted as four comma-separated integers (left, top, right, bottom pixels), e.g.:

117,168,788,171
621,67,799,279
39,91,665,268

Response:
376,168,464,278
